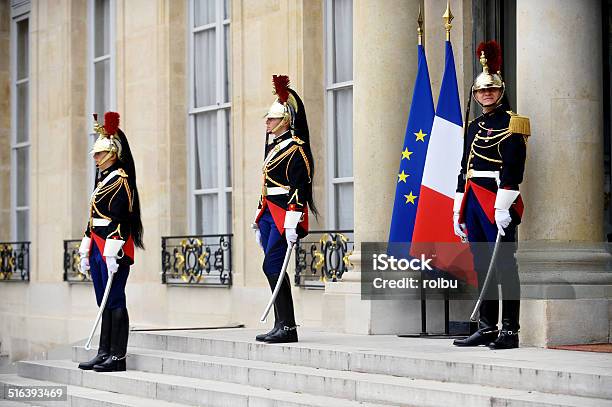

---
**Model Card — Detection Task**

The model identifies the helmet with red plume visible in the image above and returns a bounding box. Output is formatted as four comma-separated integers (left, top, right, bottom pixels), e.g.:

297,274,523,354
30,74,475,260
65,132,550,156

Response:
90,112,145,249
264,75,318,216
472,40,505,107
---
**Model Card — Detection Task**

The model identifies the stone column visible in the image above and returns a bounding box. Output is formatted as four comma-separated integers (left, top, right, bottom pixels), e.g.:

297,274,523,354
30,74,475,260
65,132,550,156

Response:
0,1,10,242
323,0,421,334
516,0,612,346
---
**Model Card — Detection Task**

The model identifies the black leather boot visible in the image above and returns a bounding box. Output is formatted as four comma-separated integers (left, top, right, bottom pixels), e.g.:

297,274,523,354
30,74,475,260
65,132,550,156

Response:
256,321,281,342
453,326,498,347
79,308,111,370
256,275,282,342
94,308,129,372
489,330,519,349
264,324,298,343
489,314,519,349
264,274,298,343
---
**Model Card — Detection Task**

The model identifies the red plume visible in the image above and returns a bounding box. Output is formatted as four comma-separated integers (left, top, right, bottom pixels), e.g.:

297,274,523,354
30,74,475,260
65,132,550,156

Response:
103,112,120,135
272,75,290,104
476,40,502,73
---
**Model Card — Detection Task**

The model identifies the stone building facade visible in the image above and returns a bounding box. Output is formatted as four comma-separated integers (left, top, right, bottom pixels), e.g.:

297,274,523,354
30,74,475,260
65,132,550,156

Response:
0,0,610,362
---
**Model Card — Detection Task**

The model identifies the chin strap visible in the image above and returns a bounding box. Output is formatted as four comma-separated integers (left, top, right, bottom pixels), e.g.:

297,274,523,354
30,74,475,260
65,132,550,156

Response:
97,151,116,168
471,83,505,109
271,117,289,134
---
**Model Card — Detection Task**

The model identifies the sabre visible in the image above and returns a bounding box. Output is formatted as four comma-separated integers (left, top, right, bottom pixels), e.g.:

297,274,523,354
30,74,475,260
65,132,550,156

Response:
260,242,295,322
470,232,502,322
85,271,115,350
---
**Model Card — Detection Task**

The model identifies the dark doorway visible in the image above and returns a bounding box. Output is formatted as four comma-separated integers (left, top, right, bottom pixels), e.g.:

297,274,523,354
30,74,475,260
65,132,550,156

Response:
472,0,516,115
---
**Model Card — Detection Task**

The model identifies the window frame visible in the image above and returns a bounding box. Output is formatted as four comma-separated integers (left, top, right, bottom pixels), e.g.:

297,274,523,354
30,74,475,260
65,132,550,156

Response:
10,12,31,242
187,0,232,235
324,0,354,230
87,0,117,190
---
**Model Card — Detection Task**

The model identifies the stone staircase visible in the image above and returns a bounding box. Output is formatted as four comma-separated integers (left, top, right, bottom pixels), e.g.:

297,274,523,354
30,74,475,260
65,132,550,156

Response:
1,328,611,406
0,340,9,374
0,355,7,372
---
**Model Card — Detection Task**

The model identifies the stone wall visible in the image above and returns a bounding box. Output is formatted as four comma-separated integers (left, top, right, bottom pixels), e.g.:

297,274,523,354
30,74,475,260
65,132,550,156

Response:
0,0,609,363
0,1,11,242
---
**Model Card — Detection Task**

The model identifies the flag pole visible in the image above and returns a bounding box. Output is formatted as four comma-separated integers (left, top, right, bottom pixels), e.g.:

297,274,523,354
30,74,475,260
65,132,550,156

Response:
417,5,423,46
443,0,454,41
417,4,428,337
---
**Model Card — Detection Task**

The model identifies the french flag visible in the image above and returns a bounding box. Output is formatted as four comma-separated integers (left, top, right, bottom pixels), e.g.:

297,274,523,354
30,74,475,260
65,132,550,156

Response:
411,40,476,286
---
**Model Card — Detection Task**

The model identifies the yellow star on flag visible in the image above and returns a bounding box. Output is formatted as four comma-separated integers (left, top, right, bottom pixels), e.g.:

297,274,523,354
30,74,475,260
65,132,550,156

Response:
401,147,413,160
414,129,427,142
404,191,418,204
397,170,409,183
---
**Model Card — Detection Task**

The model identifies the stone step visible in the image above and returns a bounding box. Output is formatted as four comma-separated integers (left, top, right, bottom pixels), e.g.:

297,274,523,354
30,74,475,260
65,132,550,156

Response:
0,373,187,407
17,360,392,407
0,401,30,406
18,359,612,407
128,329,612,400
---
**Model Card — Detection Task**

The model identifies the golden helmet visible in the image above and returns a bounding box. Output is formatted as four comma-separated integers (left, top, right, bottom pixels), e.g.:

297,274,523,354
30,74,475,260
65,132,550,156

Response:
472,40,505,106
90,112,123,160
265,75,298,128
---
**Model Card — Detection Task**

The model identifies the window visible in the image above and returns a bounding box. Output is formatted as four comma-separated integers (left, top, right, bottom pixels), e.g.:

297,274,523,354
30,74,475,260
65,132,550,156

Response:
88,0,116,186
188,0,232,235
325,0,353,229
11,13,30,241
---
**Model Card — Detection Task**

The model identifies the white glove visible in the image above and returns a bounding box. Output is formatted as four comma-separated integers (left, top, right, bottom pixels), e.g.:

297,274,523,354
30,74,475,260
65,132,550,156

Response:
494,208,511,236
453,213,467,240
452,192,467,241
255,229,263,250
106,256,119,275
494,189,519,236
285,228,298,244
79,257,90,274
78,237,91,275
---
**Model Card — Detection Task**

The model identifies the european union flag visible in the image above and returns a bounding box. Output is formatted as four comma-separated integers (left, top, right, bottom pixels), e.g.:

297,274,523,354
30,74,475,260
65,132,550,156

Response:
388,44,435,244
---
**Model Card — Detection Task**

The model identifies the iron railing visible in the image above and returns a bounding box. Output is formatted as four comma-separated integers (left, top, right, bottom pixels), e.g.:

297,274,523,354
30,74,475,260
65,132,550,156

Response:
63,239,91,283
161,234,233,286
0,241,30,282
294,230,354,289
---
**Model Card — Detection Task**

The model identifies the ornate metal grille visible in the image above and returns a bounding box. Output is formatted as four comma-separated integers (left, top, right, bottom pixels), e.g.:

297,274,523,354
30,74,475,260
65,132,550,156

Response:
63,239,91,283
294,230,354,289
0,241,30,282
161,234,232,286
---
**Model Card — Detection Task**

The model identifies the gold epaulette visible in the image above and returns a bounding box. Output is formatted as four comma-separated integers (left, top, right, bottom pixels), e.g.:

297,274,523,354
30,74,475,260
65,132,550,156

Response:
117,168,128,178
507,111,530,136
292,136,305,145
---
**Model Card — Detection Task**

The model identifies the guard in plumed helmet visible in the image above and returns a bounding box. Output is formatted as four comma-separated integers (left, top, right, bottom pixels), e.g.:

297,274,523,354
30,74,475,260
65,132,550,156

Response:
77,112,144,371
252,75,317,343
452,41,530,349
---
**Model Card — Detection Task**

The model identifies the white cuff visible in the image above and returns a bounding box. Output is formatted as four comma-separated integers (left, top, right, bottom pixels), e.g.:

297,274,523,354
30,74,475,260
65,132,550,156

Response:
494,189,520,210
103,239,125,257
78,237,91,257
453,192,464,214
284,211,303,229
